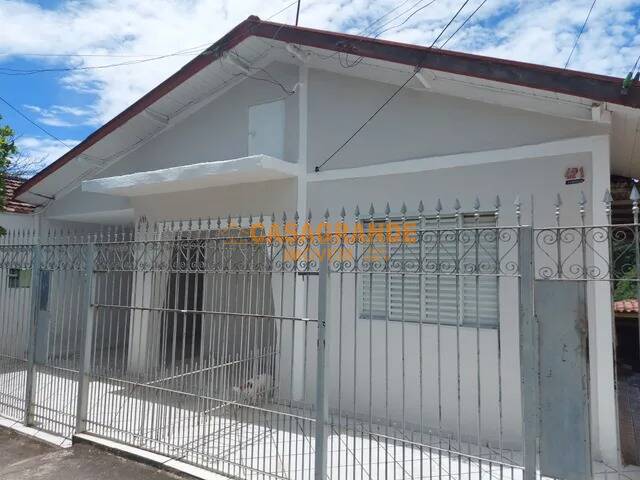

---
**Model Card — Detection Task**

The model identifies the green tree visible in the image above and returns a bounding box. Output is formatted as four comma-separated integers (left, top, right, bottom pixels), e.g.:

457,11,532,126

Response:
0,114,18,235
614,267,638,301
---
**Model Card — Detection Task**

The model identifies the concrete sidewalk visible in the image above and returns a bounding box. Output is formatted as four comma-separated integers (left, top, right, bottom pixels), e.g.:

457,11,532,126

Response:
0,427,182,480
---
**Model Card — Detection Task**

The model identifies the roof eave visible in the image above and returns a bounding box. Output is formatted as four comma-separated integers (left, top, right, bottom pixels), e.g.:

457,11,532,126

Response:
15,16,640,201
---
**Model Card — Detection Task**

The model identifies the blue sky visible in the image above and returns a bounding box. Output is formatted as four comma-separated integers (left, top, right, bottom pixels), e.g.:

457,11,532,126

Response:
1,0,640,169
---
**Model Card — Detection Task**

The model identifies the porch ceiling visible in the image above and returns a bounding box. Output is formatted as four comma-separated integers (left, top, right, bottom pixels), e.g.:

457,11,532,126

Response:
81,155,297,197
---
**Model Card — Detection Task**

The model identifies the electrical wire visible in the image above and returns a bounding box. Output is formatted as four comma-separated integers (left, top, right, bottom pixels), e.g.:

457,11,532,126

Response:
373,0,439,38
359,0,423,36
564,0,597,69
0,1,299,157
438,0,487,49
0,94,72,148
315,0,472,172
0,1,298,76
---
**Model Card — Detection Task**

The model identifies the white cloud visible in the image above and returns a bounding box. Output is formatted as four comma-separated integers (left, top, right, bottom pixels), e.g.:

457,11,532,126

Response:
1,0,640,128
15,136,80,167
22,104,98,127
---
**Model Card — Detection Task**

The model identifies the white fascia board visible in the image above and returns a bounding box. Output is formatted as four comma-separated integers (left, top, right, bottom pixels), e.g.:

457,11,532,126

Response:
82,155,298,197
308,135,609,183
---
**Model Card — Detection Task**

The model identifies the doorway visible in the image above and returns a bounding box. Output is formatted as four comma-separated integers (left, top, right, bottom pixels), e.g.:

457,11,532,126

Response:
161,237,205,367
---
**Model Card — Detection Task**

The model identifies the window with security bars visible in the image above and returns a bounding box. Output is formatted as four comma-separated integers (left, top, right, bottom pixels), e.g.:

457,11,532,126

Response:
360,215,499,328
8,268,31,288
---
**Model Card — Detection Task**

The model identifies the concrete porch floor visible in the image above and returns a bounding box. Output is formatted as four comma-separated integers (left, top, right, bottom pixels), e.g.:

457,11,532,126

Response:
0,427,181,480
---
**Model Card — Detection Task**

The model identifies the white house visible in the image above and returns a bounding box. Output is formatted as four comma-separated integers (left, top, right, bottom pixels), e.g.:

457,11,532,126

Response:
8,16,640,474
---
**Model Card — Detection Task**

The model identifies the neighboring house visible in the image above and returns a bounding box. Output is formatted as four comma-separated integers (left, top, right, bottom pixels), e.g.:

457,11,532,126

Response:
0,176,36,232
8,16,640,468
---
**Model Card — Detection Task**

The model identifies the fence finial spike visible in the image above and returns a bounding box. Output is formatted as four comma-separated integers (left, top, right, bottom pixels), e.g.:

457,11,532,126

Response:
514,195,521,207
603,189,613,204
385,202,391,216
400,202,407,215
369,203,375,217
435,198,442,213
454,198,461,211
554,193,562,207
494,195,501,209
324,209,330,220
631,184,640,202
474,196,481,211
307,209,312,222
292,210,298,223
354,205,360,218
579,191,587,206
283,211,288,223
418,200,424,213
259,212,264,223
340,206,346,219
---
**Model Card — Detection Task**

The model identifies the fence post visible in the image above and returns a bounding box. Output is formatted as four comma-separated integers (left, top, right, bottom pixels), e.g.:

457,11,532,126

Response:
315,229,331,480
24,244,41,426
75,241,95,433
518,226,538,479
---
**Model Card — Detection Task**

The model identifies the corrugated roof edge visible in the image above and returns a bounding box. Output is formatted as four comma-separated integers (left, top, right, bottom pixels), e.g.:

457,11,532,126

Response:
15,15,640,199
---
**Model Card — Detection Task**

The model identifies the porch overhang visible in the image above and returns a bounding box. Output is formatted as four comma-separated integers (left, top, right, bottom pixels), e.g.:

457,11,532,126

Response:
81,155,297,197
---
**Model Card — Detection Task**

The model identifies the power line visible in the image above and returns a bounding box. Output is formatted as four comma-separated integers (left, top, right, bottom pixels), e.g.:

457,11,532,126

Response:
0,1,298,75
370,0,439,38
0,94,72,148
315,0,472,172
0,2,299,154
564,0,597,69
360,0,424,36
439,0,487,49
0,50,204,76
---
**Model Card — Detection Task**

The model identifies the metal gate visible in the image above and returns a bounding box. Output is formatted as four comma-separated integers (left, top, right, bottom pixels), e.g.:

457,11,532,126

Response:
5,192,632,479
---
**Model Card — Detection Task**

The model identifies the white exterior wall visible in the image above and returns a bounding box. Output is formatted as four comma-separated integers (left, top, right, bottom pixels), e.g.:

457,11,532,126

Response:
33,61,618,462
43,62,299,223
306,69,608,171
303,145,604,452
0,212,37,233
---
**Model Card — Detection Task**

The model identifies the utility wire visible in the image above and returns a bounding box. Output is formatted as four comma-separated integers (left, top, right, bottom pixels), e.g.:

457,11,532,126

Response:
439,0,487,49
0,94,72,148
564,0,597,69
360,0,423,36
0,1,298,75
0,3,299,148
374,0,437,38
315,0,473,172
295,0,302,25
0,49,205,76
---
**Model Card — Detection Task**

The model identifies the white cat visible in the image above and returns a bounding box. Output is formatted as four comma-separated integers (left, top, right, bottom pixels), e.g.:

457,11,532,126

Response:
232,373,273,405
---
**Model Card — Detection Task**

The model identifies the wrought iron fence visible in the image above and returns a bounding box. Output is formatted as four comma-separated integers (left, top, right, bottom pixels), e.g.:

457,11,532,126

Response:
0,188,639,480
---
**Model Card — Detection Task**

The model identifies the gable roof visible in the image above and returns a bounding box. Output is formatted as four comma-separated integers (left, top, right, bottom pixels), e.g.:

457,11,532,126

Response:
14,15,640,202
2,176,35,214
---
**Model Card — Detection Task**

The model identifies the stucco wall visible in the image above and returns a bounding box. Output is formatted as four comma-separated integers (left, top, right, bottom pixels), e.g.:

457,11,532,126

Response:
0,213,36,233
289,151,596,449
101,62,299,177
307,68,607,172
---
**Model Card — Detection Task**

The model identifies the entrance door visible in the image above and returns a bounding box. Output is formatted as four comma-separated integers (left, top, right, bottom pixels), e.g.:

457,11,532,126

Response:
161,237,204,368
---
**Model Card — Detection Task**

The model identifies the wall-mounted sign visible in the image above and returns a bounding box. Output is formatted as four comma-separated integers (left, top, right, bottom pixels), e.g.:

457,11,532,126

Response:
565,166,585,185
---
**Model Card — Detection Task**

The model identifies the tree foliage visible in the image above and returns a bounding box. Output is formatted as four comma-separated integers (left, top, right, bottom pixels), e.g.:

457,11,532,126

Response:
0,115,18,235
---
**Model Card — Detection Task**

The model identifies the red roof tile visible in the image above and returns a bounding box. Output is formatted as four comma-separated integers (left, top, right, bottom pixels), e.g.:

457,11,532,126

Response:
2,176,35,214
615,299,639,314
